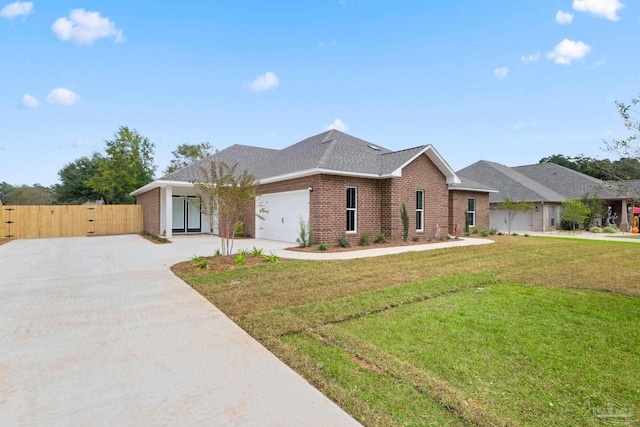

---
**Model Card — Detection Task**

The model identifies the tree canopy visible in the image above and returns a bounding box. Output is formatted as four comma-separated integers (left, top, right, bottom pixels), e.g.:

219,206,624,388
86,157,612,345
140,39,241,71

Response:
165,142,214,174
0,182,55,205
53,153,104,204
539,154,640,180
498,198,534,235
561,198,590,232
87,126,156,204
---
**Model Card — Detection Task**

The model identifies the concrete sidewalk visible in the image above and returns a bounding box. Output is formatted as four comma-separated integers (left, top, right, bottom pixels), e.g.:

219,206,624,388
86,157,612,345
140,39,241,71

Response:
0,235,362,427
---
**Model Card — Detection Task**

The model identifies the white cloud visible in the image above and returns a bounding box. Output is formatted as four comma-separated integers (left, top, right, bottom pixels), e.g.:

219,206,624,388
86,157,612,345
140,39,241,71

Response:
52,9,124,45
21,93,38,108
47,88,79,106
244,71,279,92
325,118,348,132
0,1,33,19
493,67,509,80
521,52,540,63
573,0,624,21
556,10,574,24
547,39,591,64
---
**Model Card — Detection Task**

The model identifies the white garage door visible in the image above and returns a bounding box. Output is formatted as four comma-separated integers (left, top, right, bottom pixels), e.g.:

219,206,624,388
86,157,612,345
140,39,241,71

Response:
256,190,310,243
490,209,534,232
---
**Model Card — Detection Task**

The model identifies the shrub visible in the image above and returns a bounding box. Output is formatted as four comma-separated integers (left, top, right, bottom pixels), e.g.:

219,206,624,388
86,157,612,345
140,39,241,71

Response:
317,243,328,251
590,226,603,233
337,234,351,248
524,233,530,237
489,228,498,235
359,231,372,246
512,232,519,236
412,235,420,242
264,252,278,264
497,231,504,236
373,232,387,244
471,226,480,234
464,231,471,237
296,216,313,248
480,229,490,237
400,203,409,241
214,249,222,257
233,252,246,265
251,247,263,257
603,226,619,234
237,248,249,256
234,221,244,237
190,255,210,270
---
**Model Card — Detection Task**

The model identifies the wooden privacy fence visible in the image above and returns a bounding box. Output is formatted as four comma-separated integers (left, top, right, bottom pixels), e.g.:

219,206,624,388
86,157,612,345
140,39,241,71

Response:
1,205,143,239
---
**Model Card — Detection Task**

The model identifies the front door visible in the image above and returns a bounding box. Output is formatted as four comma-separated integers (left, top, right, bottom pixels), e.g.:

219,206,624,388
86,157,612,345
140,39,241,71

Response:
172,196,201,233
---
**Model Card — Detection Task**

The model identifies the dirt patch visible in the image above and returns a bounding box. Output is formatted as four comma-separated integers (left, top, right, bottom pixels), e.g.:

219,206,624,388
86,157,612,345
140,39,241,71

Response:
172,254,290,277
0,238,11,246
140,232,171,244
288,237,459,253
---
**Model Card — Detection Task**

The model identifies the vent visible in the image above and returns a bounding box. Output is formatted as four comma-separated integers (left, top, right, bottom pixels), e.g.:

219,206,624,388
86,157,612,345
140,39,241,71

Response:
367,144,380,151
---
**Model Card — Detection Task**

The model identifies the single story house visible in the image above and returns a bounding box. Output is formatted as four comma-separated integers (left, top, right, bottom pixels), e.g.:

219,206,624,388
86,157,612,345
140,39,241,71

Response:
132,130,493,244
457,160,640,232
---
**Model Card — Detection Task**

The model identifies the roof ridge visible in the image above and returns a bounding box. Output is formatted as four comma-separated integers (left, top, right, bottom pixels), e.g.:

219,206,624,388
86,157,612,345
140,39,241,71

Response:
486,162,565,201
380,145,427,156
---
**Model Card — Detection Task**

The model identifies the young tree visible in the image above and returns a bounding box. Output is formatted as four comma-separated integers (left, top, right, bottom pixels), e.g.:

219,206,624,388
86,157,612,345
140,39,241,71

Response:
400,203,409,241
165,142,214,174
561,198,590,233
53,153,104,204
192,161,265,256
87,126,156,204
581,193,606,230
498,198,534,235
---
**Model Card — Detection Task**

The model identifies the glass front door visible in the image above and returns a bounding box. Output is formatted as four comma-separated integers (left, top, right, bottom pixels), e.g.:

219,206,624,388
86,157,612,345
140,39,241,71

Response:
172,196,201,233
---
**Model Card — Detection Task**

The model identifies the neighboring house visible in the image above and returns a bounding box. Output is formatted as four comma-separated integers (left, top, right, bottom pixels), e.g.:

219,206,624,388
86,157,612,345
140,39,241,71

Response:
457,160,638,232
132,130,493,243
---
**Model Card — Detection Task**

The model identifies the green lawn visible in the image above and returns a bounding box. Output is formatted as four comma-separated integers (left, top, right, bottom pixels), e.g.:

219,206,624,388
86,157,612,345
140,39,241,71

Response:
177,237,640,426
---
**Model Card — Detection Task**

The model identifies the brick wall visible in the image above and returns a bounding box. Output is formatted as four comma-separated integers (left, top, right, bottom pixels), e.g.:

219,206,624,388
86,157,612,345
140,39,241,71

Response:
136,188,160,235
448,191,490,234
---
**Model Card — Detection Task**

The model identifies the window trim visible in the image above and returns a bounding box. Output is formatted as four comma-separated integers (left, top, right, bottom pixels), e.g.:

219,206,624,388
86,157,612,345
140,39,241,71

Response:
416,190,424,232
346,186,357,233
467,197,476,228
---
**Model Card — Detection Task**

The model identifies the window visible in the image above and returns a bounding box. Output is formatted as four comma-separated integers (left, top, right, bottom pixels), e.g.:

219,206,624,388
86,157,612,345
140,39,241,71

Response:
467,197,476,227
346,187,357,232
416,190,424,231
549,205,557,227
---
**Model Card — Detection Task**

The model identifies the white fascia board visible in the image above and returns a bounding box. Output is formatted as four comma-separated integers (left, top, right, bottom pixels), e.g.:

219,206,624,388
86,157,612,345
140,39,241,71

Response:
391,145,462,184
449,186,499,193
258,168,386,184
130,180,194,196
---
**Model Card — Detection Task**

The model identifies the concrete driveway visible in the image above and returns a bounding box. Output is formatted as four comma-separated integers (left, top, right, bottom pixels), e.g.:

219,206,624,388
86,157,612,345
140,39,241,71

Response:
0,235,362,427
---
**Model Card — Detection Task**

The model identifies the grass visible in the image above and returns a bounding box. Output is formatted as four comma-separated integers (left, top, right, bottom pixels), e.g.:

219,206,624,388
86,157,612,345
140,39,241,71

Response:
175,236,640,426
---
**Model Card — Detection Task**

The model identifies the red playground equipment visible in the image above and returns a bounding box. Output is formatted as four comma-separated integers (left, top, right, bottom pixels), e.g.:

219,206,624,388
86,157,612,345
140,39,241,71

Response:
633,207,640,234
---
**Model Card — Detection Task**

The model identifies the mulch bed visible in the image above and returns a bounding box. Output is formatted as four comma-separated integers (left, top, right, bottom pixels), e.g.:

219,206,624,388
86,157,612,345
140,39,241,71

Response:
287,237,459,253
171,254,290,277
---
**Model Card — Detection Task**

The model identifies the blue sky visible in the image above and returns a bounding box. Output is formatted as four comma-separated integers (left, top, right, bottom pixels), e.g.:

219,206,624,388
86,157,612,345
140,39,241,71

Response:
1,0,638,186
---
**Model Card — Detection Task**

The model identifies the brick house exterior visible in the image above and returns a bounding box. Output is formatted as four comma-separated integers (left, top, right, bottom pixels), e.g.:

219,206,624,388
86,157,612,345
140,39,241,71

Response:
132,130,493,243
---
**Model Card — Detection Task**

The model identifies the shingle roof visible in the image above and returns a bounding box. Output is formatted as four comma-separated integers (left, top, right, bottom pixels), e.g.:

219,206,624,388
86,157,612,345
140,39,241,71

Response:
457,160,638,203
157,130,450,183
448,176,497,193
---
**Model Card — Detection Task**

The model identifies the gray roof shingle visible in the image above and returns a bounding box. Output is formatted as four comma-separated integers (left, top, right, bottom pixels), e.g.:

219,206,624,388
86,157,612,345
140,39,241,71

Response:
158,130,437,183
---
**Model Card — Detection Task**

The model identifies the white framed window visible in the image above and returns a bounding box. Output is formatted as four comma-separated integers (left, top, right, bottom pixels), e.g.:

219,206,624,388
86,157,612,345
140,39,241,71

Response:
467,197,476,227
416,190,424,231
549,205,557,227
346,186,357,233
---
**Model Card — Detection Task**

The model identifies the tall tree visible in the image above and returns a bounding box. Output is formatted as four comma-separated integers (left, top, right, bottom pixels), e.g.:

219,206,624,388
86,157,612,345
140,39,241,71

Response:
606,94,640,161
53,153,104,204
191,161,265,256
87,126,156,204
498,198,534,235
581,193,606,230
1,184,55,205
165,142,214,174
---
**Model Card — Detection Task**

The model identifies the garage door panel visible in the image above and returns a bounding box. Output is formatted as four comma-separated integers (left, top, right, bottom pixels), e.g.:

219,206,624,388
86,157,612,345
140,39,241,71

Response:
490,209,533,232
256,191,309,243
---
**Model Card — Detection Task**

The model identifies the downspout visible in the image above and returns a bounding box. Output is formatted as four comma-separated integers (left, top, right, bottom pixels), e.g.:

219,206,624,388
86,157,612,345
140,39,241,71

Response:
541,201,545,233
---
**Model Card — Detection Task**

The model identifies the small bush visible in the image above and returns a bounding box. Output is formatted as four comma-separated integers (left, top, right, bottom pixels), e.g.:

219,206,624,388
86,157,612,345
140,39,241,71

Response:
464,231,471,237
524,233,530,237
359,231,372,246
512,232,519,236
264,252,279,264
412,235,420,242
470,226,480,234
373,232,387,244
590,226,603,233
337,234,351,248
489,228,498,235
191,255,210,270
497,231,504,236
296,217,313,247
603,226,619,234
214,249,222,257
317,243,328,251
251,247,263,257
427,236,433,242
480,229,490,237
234,221,244,237
233,252,246,265
237,248,249,256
